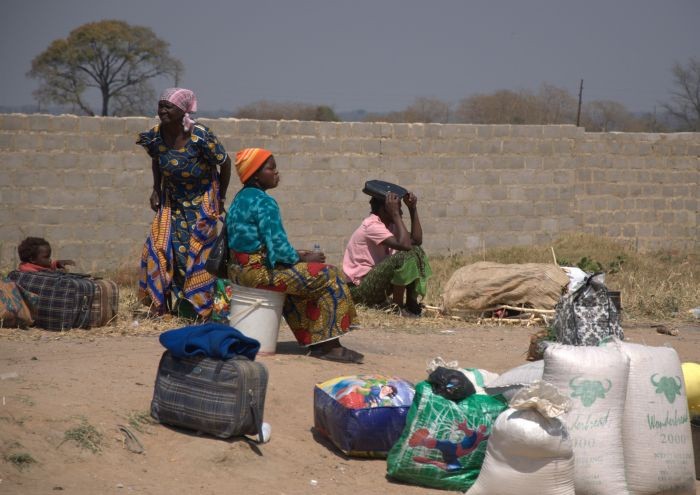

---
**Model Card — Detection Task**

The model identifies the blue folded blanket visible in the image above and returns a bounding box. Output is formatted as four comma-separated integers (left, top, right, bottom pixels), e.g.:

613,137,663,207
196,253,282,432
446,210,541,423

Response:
159,322,260,361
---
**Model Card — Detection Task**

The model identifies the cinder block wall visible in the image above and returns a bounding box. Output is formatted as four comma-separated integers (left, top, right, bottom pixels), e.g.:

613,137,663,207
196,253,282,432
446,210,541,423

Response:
0,114,697,274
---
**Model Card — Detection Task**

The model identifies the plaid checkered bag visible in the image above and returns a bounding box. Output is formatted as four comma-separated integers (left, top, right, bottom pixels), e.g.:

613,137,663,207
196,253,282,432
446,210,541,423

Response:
8,270,93,330
67,274,119,327
89,278,119,327
151,351,268,441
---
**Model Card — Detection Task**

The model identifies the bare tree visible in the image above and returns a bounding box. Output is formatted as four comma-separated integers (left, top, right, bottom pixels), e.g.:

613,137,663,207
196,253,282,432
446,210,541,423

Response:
535,84,578,124
402,97,451,123
454,89,537,124
662,57,700,131
582,100,634,131
455,84,576,125
363,97,450,123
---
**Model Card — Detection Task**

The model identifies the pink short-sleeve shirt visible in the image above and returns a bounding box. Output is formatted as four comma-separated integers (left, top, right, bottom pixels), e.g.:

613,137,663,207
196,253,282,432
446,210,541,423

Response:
343,214,395,285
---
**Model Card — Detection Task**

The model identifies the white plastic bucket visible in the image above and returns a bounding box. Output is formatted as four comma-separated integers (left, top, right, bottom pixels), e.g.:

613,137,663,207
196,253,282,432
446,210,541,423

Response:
229,284,285,355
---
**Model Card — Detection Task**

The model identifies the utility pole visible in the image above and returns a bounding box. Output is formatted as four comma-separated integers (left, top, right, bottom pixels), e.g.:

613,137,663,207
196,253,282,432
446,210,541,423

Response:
576,79,584,127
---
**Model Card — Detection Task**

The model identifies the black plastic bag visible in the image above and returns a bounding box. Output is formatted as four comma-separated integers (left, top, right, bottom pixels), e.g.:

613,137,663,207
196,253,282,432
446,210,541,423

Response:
427,367,476,402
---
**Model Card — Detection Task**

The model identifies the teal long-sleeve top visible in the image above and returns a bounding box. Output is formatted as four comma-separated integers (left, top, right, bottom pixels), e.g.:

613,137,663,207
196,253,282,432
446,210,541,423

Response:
226,186,300,268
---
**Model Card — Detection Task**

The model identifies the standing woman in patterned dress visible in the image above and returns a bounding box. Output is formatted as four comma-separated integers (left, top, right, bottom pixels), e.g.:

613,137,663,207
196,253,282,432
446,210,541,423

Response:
137,88,231,319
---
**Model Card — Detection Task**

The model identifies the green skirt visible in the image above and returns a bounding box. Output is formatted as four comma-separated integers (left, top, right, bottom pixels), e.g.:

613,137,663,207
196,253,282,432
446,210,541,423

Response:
350,246,432,307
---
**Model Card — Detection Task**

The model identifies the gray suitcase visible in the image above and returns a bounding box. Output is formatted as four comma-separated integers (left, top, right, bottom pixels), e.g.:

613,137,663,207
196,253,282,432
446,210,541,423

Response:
151,351,268,441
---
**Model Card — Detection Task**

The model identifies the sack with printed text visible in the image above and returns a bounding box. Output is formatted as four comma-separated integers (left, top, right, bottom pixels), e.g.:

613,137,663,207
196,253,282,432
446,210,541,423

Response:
617,342,696,494
542,343,630,495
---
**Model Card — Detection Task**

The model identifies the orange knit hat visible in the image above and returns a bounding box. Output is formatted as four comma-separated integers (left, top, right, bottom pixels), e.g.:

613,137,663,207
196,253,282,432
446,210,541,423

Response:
235,148,273,184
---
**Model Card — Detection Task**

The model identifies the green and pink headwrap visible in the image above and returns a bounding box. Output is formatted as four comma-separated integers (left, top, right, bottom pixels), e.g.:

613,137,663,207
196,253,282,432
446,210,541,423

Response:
159,87,198,131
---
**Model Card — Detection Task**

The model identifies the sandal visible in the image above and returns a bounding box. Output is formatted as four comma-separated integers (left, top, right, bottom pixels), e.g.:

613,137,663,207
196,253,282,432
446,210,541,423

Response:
117,425,144,454
308,346,364,364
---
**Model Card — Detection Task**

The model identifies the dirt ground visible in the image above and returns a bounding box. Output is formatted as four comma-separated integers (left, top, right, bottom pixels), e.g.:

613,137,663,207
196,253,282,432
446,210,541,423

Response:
1,317,699,495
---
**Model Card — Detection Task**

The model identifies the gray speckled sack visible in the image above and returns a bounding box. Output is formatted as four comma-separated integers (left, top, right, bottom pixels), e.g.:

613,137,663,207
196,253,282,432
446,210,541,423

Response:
553,273,623,346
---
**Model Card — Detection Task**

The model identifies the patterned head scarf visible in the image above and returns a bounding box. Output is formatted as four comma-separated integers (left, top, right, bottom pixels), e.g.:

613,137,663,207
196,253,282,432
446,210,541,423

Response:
235,148,273,184
159,88,198,131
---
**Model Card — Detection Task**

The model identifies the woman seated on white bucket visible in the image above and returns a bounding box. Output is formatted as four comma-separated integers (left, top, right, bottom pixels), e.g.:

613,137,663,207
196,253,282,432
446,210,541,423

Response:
226,148,363,364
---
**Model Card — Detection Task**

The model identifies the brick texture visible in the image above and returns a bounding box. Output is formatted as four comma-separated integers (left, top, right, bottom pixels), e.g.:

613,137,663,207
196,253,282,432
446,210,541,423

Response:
0,114,697,273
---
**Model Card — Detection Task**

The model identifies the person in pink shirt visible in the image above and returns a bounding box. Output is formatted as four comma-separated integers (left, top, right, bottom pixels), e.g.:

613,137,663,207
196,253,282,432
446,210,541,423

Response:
343,187,432,317
17,237,75,273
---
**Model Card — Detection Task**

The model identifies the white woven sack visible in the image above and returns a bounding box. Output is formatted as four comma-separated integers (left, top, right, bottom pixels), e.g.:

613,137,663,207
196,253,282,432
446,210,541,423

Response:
484,360,544,402
468,382,575,495
618,342,696,494
542,343,630,495
461,368,499,395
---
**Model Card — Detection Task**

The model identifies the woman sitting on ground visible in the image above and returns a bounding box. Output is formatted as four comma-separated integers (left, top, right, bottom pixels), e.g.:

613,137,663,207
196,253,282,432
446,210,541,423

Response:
226,148,363,364
17,237,75,273
342,187,432,317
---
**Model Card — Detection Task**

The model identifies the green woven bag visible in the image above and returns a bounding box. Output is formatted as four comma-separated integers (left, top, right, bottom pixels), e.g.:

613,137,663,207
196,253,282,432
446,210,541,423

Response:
387,380,507,491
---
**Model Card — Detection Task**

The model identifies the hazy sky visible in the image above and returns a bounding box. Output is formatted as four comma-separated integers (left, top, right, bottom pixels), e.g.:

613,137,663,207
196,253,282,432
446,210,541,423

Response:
1,0,698,114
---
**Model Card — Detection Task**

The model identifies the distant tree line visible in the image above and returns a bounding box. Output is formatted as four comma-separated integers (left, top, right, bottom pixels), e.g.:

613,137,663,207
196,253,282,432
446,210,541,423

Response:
234,100,340,122
363,84,666,132
27,21,699,131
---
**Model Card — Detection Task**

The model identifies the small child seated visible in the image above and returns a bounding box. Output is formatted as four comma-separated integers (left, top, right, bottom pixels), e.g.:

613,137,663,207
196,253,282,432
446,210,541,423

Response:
17,237,75,273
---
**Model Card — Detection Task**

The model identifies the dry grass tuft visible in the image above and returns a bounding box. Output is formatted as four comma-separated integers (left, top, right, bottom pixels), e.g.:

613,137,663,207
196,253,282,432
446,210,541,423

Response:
127,410,156,433
62,419,104,453
353,304,464,332
5,452,36,470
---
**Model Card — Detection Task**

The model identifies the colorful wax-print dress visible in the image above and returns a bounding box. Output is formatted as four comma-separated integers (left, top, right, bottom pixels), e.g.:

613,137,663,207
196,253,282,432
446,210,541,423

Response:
137,123,228,318
226,187,357,346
